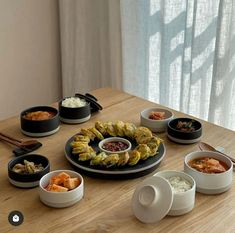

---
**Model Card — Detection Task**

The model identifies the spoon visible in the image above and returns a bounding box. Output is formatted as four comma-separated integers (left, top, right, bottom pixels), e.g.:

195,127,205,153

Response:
0,133,39,148
198,142,235,163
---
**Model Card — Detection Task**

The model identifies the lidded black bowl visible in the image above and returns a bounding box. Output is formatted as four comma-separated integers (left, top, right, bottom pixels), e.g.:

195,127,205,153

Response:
8,154,50,188
59,93,102,124
167,117,202,144
20,106,60,137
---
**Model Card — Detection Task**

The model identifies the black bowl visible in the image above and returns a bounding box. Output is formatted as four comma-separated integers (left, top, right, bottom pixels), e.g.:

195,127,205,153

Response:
167,118,202,144
8,154,50,188
20,106,60,137
59,97,91,124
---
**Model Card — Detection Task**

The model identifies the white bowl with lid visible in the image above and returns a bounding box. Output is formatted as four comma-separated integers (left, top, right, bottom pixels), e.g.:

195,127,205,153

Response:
132,170,195,223
154,170,195,216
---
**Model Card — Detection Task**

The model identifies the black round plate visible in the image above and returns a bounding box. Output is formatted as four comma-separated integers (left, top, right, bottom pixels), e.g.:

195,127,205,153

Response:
64,135,166,179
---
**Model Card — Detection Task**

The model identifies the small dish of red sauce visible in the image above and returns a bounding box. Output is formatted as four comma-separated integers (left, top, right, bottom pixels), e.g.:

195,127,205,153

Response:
102,141,129,152
98,137,132,154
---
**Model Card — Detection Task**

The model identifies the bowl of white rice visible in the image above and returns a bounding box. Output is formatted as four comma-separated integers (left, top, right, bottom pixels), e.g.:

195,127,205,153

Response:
59,97,91,124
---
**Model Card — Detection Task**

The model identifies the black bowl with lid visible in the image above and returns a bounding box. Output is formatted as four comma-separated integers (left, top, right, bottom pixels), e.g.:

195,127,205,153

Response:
59,93,102,124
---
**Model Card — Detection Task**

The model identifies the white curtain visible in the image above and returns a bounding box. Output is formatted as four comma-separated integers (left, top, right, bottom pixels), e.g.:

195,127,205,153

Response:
59,0,122,96
120,0,235,130
59,0,235,130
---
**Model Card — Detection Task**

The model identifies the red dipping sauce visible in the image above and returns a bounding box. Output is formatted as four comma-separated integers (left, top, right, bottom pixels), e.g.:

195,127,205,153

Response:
102,141,129,152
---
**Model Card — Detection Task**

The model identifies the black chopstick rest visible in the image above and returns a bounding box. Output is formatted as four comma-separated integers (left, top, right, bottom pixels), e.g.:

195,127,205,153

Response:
13,142,43,156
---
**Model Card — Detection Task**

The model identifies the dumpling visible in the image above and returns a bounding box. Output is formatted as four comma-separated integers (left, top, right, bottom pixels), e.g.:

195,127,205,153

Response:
135,144,151,160
90,152,108,166
89,127,104,140
135,127,153,144
114,120,125,137
117,151,129,166
105,121,117,137
78,147,96,161
102,154,119,167
72,143,90,154
124,123,137,139
80,128,96,141
95,121,107,136
128,150,141,166
73,135,90,143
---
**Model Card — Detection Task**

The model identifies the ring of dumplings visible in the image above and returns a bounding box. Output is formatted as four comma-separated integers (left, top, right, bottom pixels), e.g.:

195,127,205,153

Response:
70,121,163,168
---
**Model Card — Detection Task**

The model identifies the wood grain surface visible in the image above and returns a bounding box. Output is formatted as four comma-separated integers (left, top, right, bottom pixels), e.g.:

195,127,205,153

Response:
1,87,235,233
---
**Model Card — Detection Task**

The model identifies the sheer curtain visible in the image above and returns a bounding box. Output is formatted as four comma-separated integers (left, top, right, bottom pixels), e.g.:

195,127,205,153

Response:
59,0,235,130
59,0,122,96
120,0,235,130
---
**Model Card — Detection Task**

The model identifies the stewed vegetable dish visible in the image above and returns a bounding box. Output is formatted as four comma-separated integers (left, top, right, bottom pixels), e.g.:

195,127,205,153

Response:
188,157,229,174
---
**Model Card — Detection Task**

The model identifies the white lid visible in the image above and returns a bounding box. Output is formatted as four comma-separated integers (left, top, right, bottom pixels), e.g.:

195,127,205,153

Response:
132,176,173,223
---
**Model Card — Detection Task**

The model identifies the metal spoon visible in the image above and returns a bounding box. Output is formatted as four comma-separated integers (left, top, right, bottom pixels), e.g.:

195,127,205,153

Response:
198,142,235,163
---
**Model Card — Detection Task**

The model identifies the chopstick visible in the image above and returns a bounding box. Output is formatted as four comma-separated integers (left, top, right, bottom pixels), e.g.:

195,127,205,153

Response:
0,134,24,148
0,132,22,143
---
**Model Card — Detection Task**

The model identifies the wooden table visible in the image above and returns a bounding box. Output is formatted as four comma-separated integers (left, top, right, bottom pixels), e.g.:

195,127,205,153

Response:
1,87,235,233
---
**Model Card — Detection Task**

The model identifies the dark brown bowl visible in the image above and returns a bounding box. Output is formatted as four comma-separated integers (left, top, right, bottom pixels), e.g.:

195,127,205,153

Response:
20,106,60,137
167,118,202,144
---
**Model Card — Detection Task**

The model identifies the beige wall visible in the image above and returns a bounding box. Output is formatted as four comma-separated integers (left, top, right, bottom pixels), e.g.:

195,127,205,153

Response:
0,0,61,120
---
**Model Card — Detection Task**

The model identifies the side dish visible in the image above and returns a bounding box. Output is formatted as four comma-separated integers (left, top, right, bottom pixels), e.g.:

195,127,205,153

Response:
176,120,195,132
167,176,192,193
12,160,44,174
45,172,81,192
188,157,228,173
23,111,55,120
62,97,86,108
149,111,166,120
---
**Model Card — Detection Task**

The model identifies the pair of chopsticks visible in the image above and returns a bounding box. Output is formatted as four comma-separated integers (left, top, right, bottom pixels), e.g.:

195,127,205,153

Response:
0,132,32,151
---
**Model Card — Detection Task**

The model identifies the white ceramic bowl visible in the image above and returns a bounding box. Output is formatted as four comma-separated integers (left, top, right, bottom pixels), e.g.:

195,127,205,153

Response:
98,137,132,154
140,108,173,133
39,170,84,208
184,151,233,194
132,170,195,223
154,170,195,216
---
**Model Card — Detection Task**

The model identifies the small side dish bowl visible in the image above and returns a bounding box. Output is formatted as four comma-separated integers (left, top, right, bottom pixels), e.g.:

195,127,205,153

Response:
140,108,174,133
98,137,132,154
39,170,84,208
59,96,91,124
184,151,233,194
8,154,50,188
154,170,196,216
20,106,60,137
167,117,202,144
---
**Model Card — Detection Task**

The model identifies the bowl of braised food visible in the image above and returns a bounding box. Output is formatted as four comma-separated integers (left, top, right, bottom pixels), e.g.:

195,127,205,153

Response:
20,106,60,137
184,151,233,194
39,170,84,208
167,117,202,144
8,154,50,188
140,108,174,133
